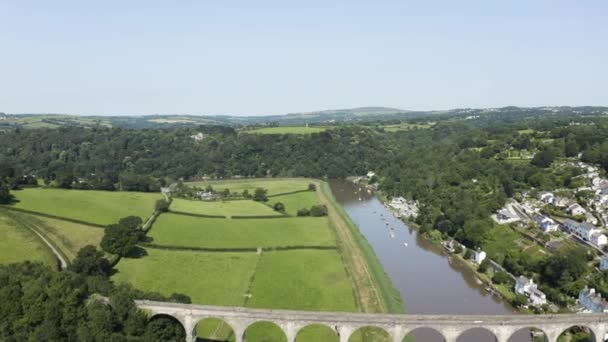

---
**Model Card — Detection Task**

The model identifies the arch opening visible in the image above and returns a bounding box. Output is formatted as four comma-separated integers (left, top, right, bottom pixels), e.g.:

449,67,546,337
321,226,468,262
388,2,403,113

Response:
557,326,596,342
348,326,390,342
457,327,497,342
243,320,287,342
146,314,187,342
195,317,236,342
295,323,338,342
403,327,445,342
508,327,548,342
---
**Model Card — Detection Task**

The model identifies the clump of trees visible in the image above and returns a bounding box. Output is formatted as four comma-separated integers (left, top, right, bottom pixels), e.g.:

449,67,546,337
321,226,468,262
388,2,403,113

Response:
253,188,268,202
100,216,145,257
297,204,328,217
0,180,10,204
273,202,285,213
155,198,170,212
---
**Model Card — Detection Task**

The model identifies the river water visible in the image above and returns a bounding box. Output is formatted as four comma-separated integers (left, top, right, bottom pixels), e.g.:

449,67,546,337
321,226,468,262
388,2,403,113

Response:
329,179,532,342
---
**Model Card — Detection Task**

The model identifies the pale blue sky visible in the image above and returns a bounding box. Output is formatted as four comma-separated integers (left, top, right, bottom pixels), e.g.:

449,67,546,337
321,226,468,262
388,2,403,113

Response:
1,1,606,116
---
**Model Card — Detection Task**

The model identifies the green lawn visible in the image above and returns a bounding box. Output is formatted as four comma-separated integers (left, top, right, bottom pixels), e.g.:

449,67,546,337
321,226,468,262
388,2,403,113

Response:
185,178,311,196
8,212,105,261
246,250,357,312
113,248,258,305
170,198,280,217
149,214,335,249
243,126,328,135
7,188,160,225
268,191,319,216
0,211,56,266
483,225,528,262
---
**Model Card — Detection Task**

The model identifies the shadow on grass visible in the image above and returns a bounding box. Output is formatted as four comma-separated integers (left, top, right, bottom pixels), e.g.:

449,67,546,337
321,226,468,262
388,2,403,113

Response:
125,246,148,259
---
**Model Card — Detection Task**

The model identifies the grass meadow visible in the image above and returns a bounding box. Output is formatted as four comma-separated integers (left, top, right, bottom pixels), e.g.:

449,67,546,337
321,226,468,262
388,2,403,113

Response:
148,214,335,249
8,188,160,225
268,191,319,216
185,178,310,196
0,211,56,266
246,250,357,312
113,248,259,305
170,198,280,217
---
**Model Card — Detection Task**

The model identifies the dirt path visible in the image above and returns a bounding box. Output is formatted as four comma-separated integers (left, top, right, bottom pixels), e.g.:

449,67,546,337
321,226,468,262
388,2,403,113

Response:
314,180,386,313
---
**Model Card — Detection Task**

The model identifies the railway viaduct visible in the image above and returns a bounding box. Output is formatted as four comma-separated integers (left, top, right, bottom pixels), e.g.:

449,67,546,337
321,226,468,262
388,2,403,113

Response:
135,299,607,342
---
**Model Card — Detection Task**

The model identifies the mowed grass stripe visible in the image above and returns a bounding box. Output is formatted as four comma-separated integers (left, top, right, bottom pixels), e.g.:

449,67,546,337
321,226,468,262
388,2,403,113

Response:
8,188,160,226
0,211,57,266
148,213,336,249
113,248,258,305
170,198,280,218
246,249,358,312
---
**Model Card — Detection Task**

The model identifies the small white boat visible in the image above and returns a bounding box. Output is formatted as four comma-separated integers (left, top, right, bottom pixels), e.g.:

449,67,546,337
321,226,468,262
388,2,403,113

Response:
358,197,362,201
389,232,395,238
403,242,408,247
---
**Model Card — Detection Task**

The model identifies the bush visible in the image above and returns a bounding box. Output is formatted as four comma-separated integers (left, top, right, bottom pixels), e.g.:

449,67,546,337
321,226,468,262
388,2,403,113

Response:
463,249,472,260
308,183,316,191
155,199,170,212
297,208,310,216
492,271,513,286
253,187,268,202
310,204,328,217
273,202,285,213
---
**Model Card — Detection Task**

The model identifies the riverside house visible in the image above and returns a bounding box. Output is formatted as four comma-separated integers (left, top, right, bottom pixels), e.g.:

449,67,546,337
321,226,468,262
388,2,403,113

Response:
515,276,547,307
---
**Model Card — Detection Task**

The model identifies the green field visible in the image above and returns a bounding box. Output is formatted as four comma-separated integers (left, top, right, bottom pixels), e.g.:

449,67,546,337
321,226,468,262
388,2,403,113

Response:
268,191,319,216
247,250,357,312
7,212,105,261
381,123,433,132
113,248,258,305
170,198,280,217
0,212,56,266
186,178,311,196
7,188,160,225
148,214,335,249
243,126,328,134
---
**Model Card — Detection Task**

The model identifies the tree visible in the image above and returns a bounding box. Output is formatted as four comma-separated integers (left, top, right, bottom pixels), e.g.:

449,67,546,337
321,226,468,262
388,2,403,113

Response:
253,187,268,202
492,271,513,286
531,149,556,168
310,204,328,217
512,294,528,307
0,181,10,204
308,183,316,191
477,259,490,273
297,208,310,216
242,189,251,199
155,198,170,212
273,202,285,213
100,217,144,257
69,245,112,277
118,216,143,229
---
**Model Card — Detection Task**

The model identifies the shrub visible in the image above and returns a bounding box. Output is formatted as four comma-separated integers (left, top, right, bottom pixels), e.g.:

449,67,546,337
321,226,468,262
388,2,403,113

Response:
308,183,316,191
253,188,268,202
310,204,328,217
492,271,513,286
273,202,285,213
155,199,170,212
297,208,310,216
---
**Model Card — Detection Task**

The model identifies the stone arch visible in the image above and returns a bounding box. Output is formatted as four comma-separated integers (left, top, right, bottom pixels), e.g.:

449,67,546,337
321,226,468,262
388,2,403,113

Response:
403,327,445,342
348,326,390,342
294,323,339,342
507,327,548,342
195,316,236,342
243,320,287,342
147,313,188,341
456,327,497,342
556,325,596,342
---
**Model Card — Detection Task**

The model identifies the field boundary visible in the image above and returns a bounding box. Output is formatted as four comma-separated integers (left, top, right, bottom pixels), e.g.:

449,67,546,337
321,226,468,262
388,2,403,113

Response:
230,214,288,219
266,189,312,198
0,205,105,228
141,243,338,253
167,210,226,219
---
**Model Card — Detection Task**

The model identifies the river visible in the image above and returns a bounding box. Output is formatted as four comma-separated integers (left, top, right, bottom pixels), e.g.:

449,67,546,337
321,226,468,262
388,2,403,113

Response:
329,179,533,342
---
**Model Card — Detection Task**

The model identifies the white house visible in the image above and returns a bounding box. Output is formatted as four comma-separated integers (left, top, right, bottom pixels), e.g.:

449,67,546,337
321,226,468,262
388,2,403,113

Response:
600,255,608,271
473,249,486,265
533,215,559,232
578,288,608,313
366,171,376,180
537,191,555,204
563,219,600,241
515,276,547,306
591,232,608,247
567,203,586,216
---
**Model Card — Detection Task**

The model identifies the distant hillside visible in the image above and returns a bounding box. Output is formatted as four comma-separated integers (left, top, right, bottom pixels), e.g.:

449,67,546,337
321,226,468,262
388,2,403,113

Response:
1,106,607,130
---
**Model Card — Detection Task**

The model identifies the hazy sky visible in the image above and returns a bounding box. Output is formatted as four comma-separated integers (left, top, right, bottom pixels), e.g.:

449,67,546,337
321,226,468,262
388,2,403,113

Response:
1,1,606,116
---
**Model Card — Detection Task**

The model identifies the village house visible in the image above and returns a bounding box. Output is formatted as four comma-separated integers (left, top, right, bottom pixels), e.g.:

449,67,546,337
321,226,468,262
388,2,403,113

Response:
567,203,586,216
473,248,486,265
553,197,572,208
537,191,555,204
515,276,547,307
562,219,607,246
578,288,608,313
190,132,205,142
366,171,376,180
533,215,559,232
195,191,219,201
388,196,419,219
600,255,608,271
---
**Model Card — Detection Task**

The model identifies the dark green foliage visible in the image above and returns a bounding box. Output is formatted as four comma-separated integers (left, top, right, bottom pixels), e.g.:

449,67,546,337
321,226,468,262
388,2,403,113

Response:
100,216,145,257
477,259,490,273
143,316,186,342
491,271,513,286
253,188,268,202
511,294,528,307
310,204,328,217
308,183,316,191
273,202,285,213
297,208,310,216
155,198,170,212
69,245,112,277
531,149,556,168
0,181,10,204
